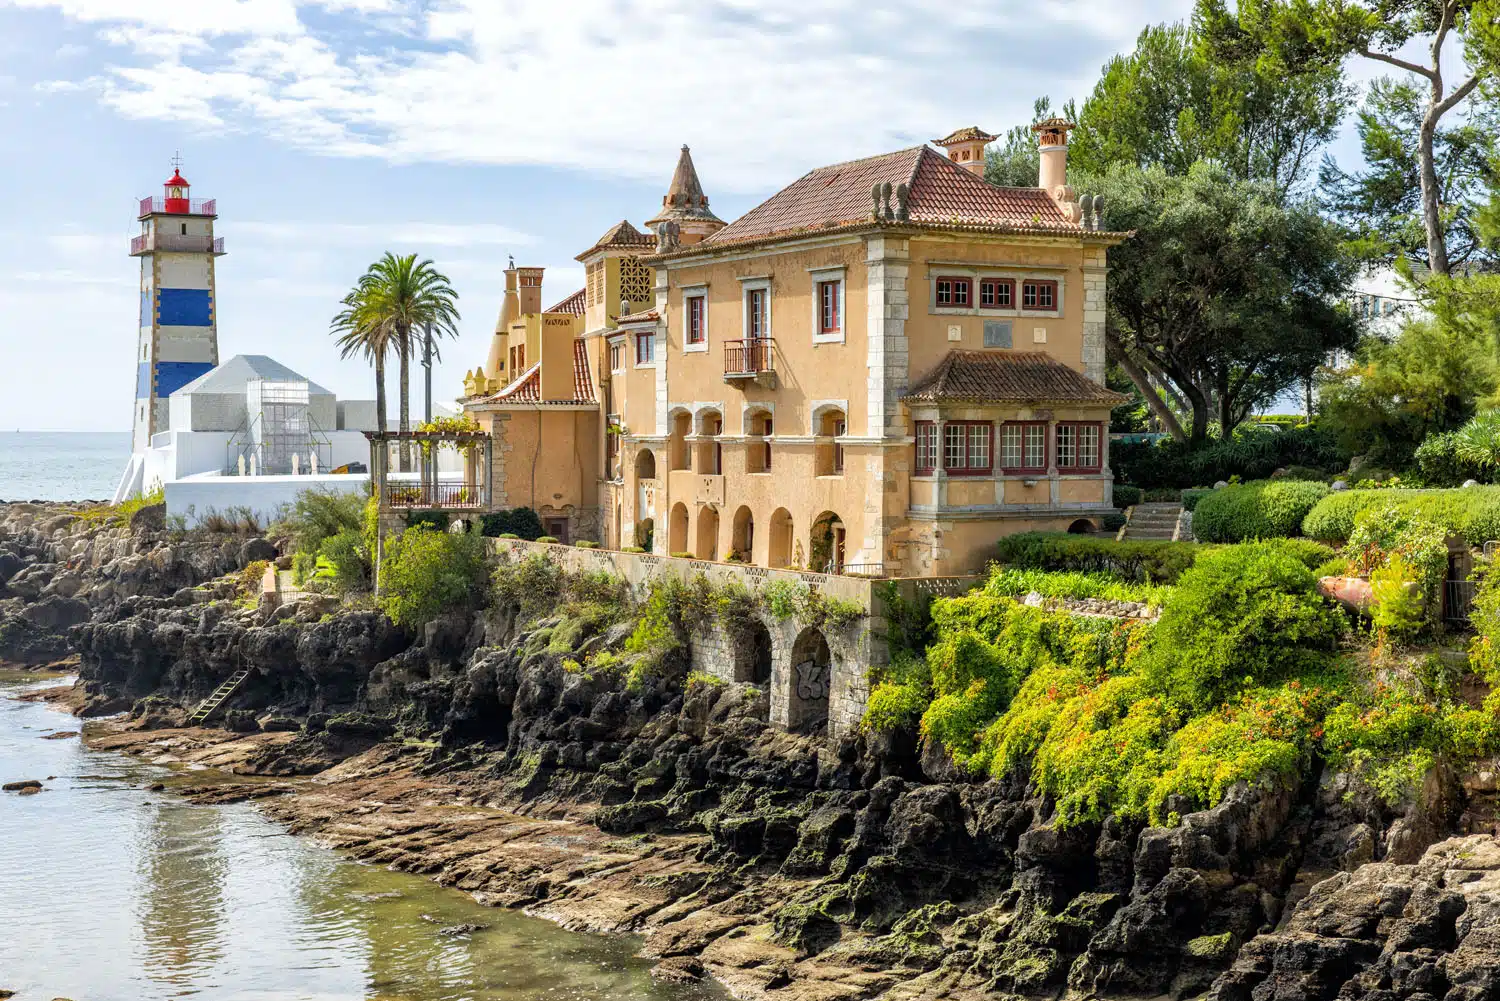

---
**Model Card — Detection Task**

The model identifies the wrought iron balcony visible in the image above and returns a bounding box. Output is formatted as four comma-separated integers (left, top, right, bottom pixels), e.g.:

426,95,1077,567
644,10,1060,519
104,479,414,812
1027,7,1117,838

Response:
381,481,487,510
724,338,776,387
129,234,226,256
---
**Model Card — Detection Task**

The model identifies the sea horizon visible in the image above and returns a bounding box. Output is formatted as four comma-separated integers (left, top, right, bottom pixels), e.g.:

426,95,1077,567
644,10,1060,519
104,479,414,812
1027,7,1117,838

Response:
0,430,132,503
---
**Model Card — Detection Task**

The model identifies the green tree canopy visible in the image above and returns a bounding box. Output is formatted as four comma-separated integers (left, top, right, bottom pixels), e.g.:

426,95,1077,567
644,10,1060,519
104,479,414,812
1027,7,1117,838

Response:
1099,161,1360,444
1320,77,1499,269
1069,5,1352,197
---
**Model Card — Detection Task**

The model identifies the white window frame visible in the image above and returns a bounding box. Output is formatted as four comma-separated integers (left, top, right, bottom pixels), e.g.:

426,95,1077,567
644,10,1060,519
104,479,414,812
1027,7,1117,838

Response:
739,276,772,342
682,283,709,353
808,266,846,344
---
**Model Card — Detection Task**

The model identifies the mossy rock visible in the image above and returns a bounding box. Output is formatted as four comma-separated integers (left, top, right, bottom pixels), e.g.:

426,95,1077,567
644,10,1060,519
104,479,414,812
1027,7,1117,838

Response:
1184,931,1236,961
781,806,856,877
594,799,669,834
771,901,842,956
982,939,1068,994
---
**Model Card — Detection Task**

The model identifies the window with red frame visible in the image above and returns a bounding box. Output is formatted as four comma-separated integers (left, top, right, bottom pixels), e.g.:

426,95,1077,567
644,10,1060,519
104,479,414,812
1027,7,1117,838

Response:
936,277,972,307
1055,422,1102,472
686,295,705,345
635,332,654,365
980,278,1014,309
1022,280,1058,311
914,421,938,474
999,421,1047,472
943,421,992,474
818,280,841,335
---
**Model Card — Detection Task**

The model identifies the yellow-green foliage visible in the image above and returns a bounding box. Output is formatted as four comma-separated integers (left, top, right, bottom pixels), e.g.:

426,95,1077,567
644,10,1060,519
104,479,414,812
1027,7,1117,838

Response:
234,560,271,606
1370,554,1425,639
77,486,166,527
985,566,1171,606
377,526,489,630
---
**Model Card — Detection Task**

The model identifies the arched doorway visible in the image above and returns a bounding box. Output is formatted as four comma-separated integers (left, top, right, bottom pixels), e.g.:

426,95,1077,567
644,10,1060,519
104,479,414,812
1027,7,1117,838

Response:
669,412,692,470
635,448,657,480
787,626,831,734
731,506,754,562
669,502,689,555
810,511,846,575
635,517,655,552
745,620,773,686
814,406,847,476
1068,518,1097,534
695,505,720,561
768,508,793,568
635,448,658,532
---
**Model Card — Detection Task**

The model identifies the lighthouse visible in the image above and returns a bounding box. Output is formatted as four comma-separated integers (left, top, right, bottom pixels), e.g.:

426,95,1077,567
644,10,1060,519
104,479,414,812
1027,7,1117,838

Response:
114,158,226,501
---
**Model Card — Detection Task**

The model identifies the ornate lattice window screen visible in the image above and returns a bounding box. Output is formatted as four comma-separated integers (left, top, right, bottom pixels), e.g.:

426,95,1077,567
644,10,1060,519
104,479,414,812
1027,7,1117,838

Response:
587,262,604,306
619,256,652,305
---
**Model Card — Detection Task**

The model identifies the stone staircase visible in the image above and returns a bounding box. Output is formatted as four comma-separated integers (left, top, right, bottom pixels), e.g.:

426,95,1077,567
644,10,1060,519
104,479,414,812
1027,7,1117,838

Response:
1122,502,1184,542
187,669,250,726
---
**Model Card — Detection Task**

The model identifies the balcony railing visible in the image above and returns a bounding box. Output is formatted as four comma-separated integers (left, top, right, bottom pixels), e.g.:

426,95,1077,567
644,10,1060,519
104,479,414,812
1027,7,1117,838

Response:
129,234,226,255
724,338,775,382
138,197,217,218
381,482,487,510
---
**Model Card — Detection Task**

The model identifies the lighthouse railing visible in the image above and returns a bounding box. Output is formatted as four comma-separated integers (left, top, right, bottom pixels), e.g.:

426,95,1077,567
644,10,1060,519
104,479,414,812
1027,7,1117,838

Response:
138,197,217,217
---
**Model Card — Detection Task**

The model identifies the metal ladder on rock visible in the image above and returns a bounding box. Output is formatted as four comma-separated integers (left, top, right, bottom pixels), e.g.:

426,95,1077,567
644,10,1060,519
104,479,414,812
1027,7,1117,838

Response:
187,670,250,725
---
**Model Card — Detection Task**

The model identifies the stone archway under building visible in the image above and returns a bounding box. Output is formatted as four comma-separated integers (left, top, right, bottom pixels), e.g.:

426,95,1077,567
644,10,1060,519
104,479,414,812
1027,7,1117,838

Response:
731,505,754,562
695,505,720,561
785,626,832,734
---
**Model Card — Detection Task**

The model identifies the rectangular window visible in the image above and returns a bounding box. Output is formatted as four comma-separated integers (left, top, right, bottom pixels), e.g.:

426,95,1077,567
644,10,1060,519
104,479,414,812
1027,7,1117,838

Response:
609,341,624,372
747,288,767,338
763,417,773,471
606,413,621,479
635,332,654,365
833,418,846,473
980,278,1014,309
1056,422,1101,472
1022,280,1058,311
943,421,992,475
1000,421,1047,473
915,421,938,474
686,295,705,345
818,280,841,335
936,277,972,307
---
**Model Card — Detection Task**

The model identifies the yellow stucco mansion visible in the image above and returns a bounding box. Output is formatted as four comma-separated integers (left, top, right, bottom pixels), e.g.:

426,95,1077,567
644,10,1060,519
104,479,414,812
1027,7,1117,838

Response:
460,122,1128,577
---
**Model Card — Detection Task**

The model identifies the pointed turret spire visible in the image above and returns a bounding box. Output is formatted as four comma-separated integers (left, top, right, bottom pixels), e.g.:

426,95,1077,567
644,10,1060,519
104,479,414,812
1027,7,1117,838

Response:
645,145,724,244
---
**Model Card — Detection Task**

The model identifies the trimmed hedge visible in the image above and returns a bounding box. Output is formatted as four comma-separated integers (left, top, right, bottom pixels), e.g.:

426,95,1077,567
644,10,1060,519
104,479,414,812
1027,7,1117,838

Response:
1302,487,1500,545
480,507,544,540
1113,485,1143,509
1182,488,1213,511
995,532,1202,583
1191,481,1329,543
995,531,1334,584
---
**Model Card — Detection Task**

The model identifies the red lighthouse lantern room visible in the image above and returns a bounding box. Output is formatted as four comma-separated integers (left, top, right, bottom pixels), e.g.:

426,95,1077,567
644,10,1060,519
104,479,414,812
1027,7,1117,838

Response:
163,168,190,214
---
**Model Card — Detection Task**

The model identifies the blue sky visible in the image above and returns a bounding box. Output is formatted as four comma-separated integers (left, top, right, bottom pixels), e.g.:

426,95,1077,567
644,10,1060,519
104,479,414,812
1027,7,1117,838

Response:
0,0,1379,431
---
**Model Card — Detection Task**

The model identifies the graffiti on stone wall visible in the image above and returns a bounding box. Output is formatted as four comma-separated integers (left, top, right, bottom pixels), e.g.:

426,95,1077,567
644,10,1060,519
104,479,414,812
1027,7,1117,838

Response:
796,659,828,700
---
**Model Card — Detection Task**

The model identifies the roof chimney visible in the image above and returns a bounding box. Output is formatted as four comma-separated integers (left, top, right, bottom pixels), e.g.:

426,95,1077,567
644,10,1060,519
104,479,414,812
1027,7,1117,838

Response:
485,262,520,382
517,266,544,316
932,126,997,177
1032,118,1076,197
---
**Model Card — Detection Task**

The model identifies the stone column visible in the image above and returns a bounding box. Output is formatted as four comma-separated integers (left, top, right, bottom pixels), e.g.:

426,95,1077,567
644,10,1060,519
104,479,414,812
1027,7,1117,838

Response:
864,235,911,572
1082,248,1108,385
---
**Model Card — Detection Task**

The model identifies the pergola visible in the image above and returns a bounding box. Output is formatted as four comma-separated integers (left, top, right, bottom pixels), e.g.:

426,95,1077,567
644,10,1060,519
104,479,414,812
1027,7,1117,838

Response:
364,429,493,514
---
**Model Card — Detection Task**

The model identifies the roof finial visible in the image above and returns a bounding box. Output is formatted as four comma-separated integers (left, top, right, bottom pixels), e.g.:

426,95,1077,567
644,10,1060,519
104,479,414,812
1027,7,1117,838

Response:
171,150,183,173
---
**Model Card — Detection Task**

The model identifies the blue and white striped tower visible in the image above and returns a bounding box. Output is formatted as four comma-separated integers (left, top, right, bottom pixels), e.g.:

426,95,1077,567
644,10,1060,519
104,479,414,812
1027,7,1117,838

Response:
115,159,225,500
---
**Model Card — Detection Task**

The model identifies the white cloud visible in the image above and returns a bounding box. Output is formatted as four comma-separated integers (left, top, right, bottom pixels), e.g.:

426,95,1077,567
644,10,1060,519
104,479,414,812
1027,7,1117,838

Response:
11,0,1192,190
236,220,533,248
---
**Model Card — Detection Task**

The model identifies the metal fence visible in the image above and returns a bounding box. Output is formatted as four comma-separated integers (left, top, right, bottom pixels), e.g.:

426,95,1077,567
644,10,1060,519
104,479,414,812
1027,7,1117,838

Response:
1445,579,1477,626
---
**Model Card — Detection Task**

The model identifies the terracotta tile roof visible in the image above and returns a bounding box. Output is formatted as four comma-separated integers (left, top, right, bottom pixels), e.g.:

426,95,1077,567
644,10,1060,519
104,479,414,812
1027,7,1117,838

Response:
546,287,586,315
935,126,997,145
572,338,596,403
616,308,659,324
902,351,1129,406
577,220,654,260
473,339,597,407
688,146,1102,253
645,145,724,228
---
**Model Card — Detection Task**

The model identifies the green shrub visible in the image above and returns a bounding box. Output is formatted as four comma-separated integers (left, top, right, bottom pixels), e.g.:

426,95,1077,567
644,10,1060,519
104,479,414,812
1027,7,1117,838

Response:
1302,486,1500,545
1113,423,1347,490
480,507,544,540
1145,488,1182,502
1181,488,1213,511
995,532,1202,583
984,566,1171,606
291,550,318,586
621,545,646,553
1313,556,1351,578
1370,554,1425,640
497,532,520,540
492,552,565,623
377,526,489,630
575,540,599,549
1113,485,1143,509
864,680,931,733
1192,480,1329,543
404,510,450,532
1139,542,1345,712
317,527,371,594
536,536,561,544
670,551,694,559
276,488,367,554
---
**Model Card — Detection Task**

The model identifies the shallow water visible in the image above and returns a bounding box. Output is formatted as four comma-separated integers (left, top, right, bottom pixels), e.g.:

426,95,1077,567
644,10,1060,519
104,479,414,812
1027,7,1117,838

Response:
0,674,723,1001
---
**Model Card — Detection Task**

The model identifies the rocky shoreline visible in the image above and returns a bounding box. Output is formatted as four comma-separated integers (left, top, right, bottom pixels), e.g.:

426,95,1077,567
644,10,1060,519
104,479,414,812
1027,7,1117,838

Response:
6,500,1500,1001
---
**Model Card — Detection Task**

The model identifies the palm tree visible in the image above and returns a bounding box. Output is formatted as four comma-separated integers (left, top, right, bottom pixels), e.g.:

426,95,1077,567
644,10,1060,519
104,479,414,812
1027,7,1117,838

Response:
340,254,461,470
331,279,395,439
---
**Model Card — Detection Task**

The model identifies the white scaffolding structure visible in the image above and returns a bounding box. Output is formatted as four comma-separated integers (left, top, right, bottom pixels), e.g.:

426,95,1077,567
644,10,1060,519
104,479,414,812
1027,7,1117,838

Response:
227,379,333,475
